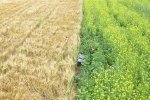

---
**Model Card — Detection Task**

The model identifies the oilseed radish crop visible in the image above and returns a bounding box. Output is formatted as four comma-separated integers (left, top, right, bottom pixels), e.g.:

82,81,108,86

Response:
77,0,149,99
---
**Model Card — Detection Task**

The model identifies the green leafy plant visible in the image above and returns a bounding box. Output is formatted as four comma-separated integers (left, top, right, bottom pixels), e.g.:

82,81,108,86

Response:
77,0,150,99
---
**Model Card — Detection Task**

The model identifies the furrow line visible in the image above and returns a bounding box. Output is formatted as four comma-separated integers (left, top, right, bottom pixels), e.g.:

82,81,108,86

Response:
0,2,59,63
0,0,37,26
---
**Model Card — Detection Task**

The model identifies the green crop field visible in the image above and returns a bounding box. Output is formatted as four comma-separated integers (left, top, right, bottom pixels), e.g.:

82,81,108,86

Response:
77,0,150,99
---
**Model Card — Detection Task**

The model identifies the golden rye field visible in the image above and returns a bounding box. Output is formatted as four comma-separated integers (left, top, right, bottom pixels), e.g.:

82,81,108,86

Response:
0,0,82,99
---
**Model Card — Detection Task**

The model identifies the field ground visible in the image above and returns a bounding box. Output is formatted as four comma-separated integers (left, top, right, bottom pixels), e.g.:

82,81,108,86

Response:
0,0,82,99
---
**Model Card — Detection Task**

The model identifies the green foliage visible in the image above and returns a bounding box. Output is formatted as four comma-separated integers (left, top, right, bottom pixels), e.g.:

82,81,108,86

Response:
77,0,150,99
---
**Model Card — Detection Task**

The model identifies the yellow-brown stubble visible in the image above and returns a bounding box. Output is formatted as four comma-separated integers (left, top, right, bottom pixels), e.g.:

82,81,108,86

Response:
0,0,82,99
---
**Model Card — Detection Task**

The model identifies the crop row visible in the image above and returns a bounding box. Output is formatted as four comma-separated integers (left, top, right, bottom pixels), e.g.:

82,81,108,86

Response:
118,0,150,20
77,0,149,99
